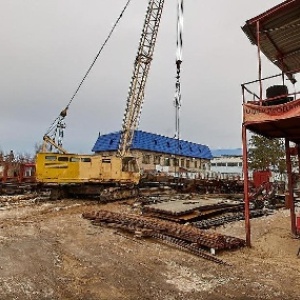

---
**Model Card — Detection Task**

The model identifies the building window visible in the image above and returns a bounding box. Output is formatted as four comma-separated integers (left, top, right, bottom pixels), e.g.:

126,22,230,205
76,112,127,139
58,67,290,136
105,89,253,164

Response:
239,162,242,167
180,159,185,167
173,158,179,166
211,163,216,167
227,162,238,167
142,154,151,164
164,157,170,166
217,162,226,167
186,160,190,168
194,160,198,168
154,155,160,164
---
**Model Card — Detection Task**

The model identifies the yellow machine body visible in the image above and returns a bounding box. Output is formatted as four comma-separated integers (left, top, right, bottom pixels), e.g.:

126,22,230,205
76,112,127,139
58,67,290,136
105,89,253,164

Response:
36,152,140,185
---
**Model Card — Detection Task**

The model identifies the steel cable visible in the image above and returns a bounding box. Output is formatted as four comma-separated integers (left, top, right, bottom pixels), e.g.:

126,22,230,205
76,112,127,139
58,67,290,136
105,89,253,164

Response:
45,0,132,136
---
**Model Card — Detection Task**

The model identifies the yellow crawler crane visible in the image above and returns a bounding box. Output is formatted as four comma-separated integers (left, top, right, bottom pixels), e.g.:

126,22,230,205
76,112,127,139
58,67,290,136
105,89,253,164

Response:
36,0,166,200
36,150,140,200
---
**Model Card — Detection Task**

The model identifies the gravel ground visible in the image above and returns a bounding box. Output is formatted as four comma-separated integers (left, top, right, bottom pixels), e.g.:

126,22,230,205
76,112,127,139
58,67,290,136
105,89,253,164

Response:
0,194,299,300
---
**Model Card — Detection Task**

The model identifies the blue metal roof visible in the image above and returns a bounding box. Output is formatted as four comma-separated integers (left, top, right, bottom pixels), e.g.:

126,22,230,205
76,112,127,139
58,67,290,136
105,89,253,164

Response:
92,130,213,159
211,148,242,157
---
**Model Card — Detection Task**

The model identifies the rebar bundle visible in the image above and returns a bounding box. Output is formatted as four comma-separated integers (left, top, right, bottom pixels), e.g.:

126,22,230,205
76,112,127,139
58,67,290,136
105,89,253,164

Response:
82,210,246,251
152,233,228,265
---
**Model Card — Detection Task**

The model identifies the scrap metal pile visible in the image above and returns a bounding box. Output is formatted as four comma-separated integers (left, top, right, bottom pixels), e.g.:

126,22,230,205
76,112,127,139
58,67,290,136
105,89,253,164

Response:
82,210,246,264
137,195,270,230
0,152,36,195
140,174,245,194
141,196,244,219
193,209,265,229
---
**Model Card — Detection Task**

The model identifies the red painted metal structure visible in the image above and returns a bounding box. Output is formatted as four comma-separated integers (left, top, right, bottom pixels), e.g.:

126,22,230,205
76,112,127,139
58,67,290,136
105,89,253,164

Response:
0,160,36,194
252,170,272,189
242,0,300,246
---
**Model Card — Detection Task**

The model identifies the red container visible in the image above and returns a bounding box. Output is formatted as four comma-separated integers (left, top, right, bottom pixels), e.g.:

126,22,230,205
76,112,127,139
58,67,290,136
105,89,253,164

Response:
253,170,271,188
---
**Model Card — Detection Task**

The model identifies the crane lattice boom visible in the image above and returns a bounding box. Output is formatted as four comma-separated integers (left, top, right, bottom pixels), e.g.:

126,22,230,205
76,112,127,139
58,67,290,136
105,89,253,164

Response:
118,0,165,157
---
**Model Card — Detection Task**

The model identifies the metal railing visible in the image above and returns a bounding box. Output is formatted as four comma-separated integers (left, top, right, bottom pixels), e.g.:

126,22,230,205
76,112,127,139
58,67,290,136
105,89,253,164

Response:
241,72,299,104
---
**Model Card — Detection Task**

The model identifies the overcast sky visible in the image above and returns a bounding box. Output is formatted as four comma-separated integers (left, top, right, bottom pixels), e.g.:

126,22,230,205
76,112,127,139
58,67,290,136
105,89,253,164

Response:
0,0,296,154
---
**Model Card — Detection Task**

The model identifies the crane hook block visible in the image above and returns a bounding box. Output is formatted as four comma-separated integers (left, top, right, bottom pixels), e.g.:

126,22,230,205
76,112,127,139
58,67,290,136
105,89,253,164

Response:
60,108,68,118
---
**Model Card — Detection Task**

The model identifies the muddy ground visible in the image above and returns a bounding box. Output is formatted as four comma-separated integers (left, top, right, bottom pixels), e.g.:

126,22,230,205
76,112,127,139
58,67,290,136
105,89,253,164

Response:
0,194,299,300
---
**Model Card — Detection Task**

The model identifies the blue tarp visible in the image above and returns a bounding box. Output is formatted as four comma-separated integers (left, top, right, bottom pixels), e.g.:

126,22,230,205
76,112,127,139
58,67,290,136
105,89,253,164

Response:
92,130,213,160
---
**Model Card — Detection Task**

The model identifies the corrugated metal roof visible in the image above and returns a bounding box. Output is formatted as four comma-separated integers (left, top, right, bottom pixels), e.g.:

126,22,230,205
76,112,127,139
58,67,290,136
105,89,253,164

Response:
92,130,213,159
242,0,300,77
242,0,300,144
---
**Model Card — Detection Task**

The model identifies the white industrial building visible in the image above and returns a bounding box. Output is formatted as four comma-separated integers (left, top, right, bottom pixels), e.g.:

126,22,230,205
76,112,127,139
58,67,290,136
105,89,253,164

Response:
209,149,244,179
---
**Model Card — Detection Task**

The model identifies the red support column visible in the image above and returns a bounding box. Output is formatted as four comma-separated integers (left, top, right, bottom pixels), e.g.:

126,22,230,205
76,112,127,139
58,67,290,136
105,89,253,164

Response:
242,125,251,246
3,162,8,182
285,138,296,235
256,21,263,103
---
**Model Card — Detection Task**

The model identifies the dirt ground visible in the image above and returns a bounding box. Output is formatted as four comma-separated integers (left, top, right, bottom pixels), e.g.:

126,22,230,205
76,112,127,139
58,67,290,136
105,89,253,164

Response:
0,195,299,300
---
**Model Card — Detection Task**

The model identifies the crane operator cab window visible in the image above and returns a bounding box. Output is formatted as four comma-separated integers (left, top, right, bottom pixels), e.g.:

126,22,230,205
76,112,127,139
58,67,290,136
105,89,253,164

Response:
122,157,139,173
